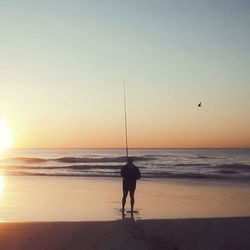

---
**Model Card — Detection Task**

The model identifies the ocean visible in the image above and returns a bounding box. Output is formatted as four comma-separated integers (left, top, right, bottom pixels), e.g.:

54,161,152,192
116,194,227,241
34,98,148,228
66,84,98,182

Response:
1,148,250,181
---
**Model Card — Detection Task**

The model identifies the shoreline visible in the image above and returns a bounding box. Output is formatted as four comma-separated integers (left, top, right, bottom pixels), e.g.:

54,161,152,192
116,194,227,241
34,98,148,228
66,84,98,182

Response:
1,176,250,222
2,174,250,183
0,217,250,250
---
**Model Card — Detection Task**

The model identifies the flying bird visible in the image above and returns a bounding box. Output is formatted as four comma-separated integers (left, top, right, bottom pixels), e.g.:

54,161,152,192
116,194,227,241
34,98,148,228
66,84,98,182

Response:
198,102,202,107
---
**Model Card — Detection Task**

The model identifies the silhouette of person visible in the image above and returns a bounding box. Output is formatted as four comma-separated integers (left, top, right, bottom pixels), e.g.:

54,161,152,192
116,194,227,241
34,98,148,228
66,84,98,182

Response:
121,157,141,214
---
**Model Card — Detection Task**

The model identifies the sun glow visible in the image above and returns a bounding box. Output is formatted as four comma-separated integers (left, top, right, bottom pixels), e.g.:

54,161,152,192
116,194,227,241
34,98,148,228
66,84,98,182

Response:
0,119,13,154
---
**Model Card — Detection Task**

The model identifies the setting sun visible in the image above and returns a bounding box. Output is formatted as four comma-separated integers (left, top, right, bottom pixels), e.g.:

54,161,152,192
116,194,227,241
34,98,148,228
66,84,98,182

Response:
0,119,13,152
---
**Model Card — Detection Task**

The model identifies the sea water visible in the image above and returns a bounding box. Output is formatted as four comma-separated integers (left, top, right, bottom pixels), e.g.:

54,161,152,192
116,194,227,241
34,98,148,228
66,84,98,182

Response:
1,148,250,181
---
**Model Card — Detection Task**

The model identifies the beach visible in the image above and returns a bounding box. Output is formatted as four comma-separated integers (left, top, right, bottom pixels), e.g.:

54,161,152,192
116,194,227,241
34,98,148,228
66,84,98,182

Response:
1,149,250,249
1,176,250,221
0,217,250,250
0,176,250,249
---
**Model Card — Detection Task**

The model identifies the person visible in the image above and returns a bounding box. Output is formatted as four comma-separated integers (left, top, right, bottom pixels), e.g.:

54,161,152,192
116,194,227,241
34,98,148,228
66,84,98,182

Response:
121,157,141,214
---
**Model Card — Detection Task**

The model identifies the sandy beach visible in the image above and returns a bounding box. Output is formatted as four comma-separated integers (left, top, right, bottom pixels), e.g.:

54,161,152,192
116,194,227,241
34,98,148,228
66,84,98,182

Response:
0,176,250,249
0,217,249,250
1,176,250,221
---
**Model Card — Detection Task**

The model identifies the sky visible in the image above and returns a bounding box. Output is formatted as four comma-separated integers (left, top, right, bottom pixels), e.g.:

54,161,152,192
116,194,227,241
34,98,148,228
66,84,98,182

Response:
0,0,250,148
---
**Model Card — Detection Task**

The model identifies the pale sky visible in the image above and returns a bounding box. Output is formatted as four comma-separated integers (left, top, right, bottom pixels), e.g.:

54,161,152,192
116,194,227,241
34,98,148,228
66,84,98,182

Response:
0,0,250,148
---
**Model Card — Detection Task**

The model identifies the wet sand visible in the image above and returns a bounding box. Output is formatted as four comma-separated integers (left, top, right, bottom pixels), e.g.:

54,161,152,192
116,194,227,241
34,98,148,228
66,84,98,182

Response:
1,176,250,221
0,217,250,250
1,176,250,249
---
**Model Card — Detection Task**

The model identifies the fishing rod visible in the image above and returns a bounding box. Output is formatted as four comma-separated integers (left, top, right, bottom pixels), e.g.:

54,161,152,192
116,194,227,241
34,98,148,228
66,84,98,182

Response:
123,81,129,159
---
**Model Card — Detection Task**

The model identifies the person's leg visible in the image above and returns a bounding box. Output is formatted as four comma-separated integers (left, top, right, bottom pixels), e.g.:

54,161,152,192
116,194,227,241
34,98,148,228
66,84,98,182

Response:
122,189,128,212
129,190,135,212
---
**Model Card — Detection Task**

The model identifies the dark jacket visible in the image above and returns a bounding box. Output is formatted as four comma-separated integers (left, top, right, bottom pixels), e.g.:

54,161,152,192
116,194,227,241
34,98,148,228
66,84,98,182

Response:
121,163,141,183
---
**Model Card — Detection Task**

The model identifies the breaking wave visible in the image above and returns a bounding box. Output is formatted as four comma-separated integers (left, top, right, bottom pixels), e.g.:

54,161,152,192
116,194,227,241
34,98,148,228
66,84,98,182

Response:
3,170,250,180
1,163,250,180
2,156,154,164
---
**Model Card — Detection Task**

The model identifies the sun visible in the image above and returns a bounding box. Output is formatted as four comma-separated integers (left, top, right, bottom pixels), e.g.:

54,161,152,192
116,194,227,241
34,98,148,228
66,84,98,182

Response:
0,119,13,152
